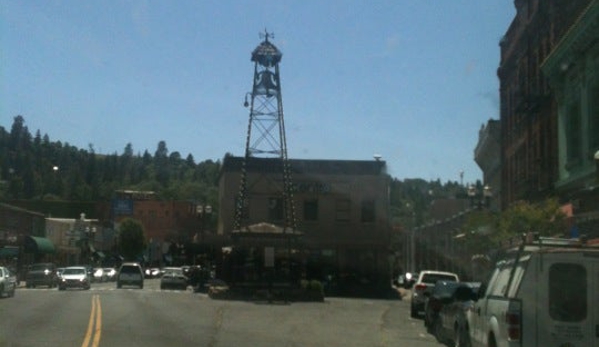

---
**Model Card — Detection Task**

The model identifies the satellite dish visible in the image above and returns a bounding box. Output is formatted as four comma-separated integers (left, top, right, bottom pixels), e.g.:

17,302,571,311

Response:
373,154,382,161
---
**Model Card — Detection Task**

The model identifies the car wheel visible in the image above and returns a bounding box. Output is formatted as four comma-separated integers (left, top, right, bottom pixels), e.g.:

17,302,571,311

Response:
59,286,65,291
117,282,122,289
139,283,143,289
454,323,471,347
433,319,443,343
0,284,5,298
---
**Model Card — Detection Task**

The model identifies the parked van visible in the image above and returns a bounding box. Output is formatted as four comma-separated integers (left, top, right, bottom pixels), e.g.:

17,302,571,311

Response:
470,235,599,347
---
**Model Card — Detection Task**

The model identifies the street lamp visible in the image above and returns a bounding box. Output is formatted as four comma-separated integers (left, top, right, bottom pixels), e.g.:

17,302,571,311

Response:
467,184,493,209
243,92,253,108
195,204,213,242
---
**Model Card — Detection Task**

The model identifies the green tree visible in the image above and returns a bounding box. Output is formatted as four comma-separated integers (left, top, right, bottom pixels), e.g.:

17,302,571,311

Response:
497,198,566,238
459,198,567,258
118,218,147,261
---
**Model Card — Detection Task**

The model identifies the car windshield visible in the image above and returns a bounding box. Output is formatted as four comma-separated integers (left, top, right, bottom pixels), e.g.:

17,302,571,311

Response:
63,268,85,275
2,1,597,346
432,281,461,297
120,266,140,274
29,264,51,271
164,268,183,276
421,274,458,285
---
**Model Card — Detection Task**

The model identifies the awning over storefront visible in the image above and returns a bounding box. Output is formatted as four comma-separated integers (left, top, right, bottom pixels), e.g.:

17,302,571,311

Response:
24,236,56,254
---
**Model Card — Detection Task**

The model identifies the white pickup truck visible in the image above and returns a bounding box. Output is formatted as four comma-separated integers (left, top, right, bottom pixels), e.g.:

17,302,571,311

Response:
470,236,599,347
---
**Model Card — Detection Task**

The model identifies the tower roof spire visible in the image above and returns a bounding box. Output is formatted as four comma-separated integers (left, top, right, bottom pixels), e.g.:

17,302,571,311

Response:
252,30,282,67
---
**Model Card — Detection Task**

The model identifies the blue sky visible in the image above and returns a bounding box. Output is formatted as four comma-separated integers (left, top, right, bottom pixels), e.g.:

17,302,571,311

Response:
1,1,515,185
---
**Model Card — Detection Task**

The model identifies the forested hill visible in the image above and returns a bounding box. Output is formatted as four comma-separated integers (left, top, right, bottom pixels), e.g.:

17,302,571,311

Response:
1,116,472,224
1,116,221,203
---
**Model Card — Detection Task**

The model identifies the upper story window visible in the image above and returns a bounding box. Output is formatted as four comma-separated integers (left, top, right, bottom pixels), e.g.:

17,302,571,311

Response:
303,199,318,221
335,199,350,222
361,200,375,223
565,101,582,166
268,197,284,222
589,80,599,152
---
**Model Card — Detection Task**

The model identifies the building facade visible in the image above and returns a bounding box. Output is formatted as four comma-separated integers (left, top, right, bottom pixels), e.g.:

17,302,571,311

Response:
474,119,501,211
219,156,392,290
498,0,592,208
542,0,599,238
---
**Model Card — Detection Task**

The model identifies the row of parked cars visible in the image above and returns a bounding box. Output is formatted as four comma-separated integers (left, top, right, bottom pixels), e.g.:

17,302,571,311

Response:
17,261,208,292
410,235,599,347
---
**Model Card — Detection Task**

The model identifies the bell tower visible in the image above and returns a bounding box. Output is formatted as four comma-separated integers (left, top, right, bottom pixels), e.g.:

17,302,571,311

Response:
234,31,297,231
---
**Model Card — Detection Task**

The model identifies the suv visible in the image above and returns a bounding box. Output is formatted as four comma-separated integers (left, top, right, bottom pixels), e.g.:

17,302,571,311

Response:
0,266,17,298
25,263,58,288
470,235,599,347
116,262,144,289
410,270,459,318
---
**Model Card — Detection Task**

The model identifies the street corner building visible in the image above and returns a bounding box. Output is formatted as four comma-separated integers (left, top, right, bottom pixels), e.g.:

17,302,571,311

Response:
217,156,393,295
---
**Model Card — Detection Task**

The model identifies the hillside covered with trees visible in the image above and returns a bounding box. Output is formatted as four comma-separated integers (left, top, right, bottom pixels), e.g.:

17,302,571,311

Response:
1,115,474,226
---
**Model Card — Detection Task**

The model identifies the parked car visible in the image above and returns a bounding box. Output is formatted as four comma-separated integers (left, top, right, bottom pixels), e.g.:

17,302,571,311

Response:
423,280,461,331
103,267,117,281
0,266,17,298
56,267,66,279
144,267,161,279
92,268,107,282
160,267,189,290
435,282,480,347
25,263,58,288
116,262,144,289
410,270,459,318
58,266,91,290
395,271,418,289
470,235,599,347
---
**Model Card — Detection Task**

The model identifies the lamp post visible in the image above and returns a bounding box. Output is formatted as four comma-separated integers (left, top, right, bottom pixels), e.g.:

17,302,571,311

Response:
467,184,493,210
195,204,212,268
195,204,212,243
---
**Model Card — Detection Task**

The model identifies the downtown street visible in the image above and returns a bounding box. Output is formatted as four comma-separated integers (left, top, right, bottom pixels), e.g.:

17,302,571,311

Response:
1,280,441,347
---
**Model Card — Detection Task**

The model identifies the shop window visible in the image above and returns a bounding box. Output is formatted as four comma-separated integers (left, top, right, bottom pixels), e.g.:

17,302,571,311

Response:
549,263,586,322
303,199,318,221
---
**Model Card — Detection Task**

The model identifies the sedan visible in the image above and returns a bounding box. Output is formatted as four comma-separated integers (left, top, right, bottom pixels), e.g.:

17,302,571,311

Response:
160,267,188,290
93,268,107,282
58,267,91,290
103,268,117,281
0,266,17,298
435,282,480,347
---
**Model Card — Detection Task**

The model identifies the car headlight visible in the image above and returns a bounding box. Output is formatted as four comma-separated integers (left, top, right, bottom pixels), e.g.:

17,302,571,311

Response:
44,269,50,275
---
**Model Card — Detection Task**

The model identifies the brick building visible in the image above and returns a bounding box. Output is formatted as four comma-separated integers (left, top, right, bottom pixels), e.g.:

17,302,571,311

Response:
542,0,599,237
218,156,392,291
498,0,592,208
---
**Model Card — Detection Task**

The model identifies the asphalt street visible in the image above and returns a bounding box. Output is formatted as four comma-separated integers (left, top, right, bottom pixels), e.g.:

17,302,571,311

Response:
0,280,435,347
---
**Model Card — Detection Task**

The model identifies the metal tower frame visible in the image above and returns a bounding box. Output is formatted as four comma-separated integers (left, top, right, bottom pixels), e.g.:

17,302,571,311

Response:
234,31,297,231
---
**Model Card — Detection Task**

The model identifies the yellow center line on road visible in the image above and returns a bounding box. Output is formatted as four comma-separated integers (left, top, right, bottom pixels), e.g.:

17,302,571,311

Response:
81,294,102,347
